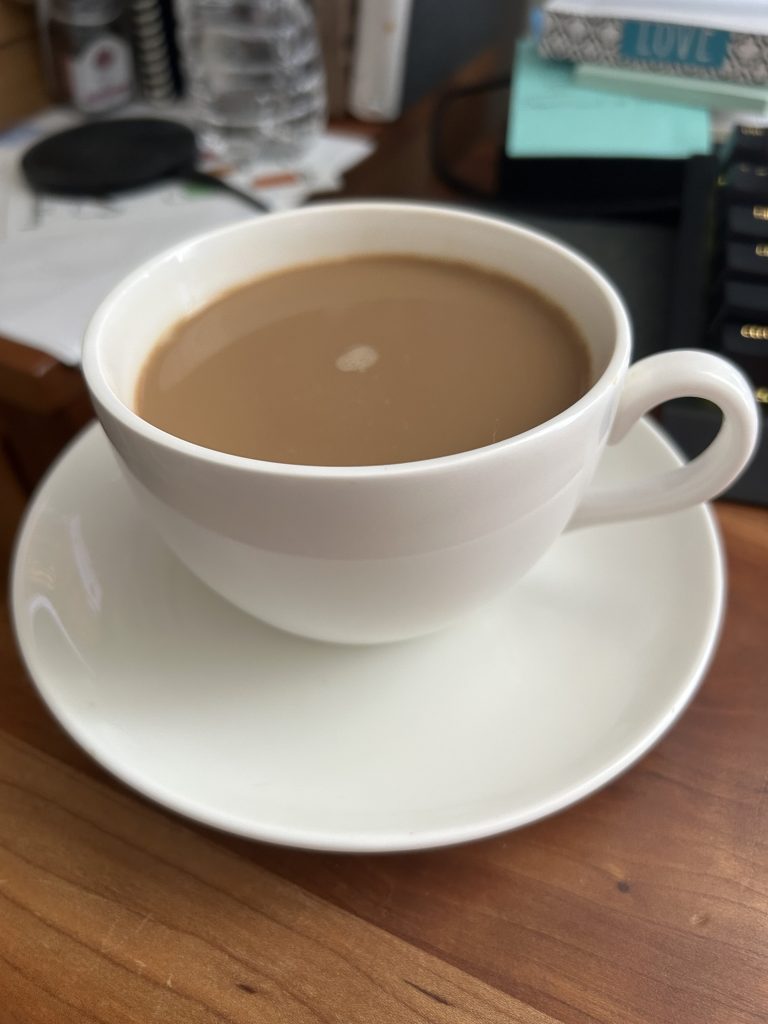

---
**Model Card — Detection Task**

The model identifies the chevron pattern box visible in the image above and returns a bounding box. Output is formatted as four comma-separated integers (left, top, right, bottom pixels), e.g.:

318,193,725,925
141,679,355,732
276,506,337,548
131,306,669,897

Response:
538,10,768,86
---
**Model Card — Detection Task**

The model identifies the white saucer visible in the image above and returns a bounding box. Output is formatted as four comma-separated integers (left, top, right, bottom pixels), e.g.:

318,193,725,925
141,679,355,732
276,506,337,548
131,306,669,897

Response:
12,421,724,852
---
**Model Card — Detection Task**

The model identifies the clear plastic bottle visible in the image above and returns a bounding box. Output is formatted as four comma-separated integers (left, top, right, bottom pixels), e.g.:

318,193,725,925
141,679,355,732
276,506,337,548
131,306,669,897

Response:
177,0,327,164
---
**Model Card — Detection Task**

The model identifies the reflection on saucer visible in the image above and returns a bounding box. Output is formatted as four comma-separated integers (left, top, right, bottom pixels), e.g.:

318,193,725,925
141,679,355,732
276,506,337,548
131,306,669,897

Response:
12,420,723,851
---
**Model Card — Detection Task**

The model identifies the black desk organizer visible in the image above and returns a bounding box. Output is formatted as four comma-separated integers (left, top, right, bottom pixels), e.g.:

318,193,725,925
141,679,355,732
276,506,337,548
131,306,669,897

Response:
661,148,767,504
431,75,767,502
488,134,767,506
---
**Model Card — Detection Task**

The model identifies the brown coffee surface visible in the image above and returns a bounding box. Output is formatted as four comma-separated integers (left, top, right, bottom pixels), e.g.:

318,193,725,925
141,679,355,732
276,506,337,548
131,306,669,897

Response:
135,255,590,466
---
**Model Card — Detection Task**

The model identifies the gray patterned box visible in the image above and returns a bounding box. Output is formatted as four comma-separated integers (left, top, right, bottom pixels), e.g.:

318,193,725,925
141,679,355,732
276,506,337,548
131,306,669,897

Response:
539,11,768,85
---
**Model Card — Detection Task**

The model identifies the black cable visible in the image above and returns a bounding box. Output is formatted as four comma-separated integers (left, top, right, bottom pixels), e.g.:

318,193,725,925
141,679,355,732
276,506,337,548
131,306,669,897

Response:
184,169,269,212
429,75,509,201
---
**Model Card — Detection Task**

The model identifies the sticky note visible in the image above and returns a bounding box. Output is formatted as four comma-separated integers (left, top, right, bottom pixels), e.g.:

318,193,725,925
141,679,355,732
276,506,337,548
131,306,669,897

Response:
507,41,712,159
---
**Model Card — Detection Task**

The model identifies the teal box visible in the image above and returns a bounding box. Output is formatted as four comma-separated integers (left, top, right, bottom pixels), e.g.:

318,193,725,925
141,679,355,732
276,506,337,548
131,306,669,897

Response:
507,41,710,160
621,20,730,70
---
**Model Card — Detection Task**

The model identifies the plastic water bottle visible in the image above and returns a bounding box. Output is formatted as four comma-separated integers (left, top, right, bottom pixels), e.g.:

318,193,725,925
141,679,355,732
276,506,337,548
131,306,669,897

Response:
177,0,327,164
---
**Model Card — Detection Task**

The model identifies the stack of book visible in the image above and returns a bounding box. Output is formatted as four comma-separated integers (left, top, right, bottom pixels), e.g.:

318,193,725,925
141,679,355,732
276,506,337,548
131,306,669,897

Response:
536,0,768,117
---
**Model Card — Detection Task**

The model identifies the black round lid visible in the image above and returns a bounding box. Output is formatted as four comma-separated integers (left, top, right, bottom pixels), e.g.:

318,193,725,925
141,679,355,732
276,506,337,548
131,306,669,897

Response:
21,118,198,196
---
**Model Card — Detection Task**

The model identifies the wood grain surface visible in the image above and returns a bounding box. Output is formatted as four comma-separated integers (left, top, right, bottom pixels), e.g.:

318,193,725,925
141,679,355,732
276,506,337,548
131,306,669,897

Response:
0,732,554,1024
0,0,48,131
1,498,766,1024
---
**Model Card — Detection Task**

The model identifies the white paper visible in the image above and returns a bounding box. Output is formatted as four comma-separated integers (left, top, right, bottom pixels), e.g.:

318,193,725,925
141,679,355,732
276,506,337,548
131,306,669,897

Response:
0,201,251,364
0,108,375,364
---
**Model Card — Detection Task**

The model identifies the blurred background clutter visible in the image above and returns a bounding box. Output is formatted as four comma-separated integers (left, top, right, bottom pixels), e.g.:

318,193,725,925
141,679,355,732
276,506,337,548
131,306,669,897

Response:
0,0,513,368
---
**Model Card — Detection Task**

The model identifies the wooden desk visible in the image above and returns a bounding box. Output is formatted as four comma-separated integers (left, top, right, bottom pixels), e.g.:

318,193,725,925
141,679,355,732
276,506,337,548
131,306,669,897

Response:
1,62,767,1024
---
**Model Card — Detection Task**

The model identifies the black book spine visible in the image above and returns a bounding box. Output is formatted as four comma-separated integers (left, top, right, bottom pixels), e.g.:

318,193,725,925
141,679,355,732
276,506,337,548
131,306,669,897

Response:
130,0,183,101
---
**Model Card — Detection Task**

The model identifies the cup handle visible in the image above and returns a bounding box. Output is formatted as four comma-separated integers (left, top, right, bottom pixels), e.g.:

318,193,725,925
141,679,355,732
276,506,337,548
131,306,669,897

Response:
570,350,760,529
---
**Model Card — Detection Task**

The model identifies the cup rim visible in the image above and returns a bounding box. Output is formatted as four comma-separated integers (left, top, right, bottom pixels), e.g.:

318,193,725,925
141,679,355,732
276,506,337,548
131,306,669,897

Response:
82,200,632,479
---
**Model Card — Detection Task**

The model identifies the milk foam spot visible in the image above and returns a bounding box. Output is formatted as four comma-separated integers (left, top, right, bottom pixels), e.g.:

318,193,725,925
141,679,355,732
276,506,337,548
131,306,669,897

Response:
336,345,380,373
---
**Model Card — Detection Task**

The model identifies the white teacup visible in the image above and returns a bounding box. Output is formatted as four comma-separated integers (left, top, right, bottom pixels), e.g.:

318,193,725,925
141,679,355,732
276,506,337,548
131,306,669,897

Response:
83,203,759,643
